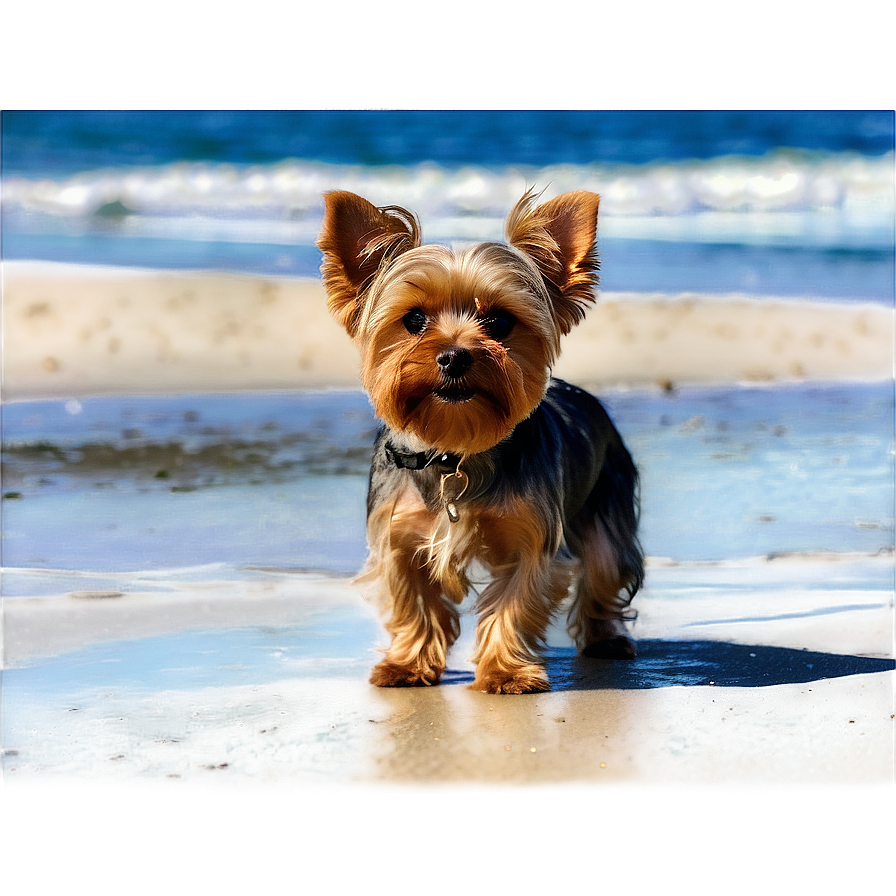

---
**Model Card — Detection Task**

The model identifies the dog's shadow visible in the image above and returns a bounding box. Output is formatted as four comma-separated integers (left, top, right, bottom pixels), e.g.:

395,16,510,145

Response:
443,640,895,690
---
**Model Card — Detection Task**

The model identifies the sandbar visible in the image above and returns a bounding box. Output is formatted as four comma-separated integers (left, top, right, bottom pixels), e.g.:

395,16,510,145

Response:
3,262,893,400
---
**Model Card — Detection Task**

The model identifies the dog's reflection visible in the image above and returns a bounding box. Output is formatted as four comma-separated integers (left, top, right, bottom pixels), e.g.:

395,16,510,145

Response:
364,681,659,789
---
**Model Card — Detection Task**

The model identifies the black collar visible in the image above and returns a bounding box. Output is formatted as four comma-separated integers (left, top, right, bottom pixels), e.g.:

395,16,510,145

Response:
384,441,462,473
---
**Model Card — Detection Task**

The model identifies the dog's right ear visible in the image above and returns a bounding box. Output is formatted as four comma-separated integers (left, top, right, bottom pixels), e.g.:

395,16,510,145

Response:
317,191,421,337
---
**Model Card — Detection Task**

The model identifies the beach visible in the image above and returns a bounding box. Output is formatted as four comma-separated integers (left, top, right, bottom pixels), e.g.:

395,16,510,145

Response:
2,261,893,790
2,110,894,824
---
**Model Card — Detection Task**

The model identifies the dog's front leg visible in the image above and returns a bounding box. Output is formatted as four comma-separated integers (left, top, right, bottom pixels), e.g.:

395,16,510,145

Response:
370,551,459,687
470,508,571,694
366,494,460,687
470,555,570,694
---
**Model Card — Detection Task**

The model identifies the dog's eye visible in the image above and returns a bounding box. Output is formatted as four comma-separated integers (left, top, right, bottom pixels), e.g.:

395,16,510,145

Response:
402,309,428,334
480,311,516,341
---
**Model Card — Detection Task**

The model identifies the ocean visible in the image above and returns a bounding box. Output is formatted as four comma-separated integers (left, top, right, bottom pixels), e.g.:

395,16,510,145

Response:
2,110,894,300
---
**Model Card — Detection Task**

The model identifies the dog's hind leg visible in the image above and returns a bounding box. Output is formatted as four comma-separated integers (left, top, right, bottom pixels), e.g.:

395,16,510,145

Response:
566,438,644,659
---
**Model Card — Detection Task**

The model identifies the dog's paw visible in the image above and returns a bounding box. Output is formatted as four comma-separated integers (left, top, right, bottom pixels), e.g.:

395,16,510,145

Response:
470,667,551,695
582,635,637,659
369,660,442,688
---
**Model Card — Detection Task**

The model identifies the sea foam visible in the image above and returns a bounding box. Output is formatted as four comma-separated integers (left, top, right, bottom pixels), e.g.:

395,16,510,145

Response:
4,150,893,248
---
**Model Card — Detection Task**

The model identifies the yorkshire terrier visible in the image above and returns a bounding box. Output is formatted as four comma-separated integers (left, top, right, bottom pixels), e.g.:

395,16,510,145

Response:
317,188,643,694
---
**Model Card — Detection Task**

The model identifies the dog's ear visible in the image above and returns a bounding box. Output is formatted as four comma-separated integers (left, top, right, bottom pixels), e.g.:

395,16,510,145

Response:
506,189,600,335
317,191,421,336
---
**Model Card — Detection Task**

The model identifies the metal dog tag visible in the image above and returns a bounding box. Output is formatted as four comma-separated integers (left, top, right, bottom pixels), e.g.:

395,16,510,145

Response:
440,470,469,523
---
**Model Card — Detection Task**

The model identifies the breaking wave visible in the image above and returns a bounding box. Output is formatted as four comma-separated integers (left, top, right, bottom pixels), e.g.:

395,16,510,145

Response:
0,150,894,220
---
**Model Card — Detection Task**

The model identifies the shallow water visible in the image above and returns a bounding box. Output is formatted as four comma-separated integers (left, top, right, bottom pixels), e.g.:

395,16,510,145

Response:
2,381,893,586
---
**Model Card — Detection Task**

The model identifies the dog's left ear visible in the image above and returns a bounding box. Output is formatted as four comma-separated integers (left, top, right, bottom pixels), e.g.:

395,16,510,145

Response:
317,191,421,337
506,189,600,335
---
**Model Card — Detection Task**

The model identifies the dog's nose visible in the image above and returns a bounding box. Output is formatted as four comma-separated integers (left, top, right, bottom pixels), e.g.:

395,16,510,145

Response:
436,347,472,378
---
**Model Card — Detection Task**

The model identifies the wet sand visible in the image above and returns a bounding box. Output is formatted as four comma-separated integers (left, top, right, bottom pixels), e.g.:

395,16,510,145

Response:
3,555,893,784
3,262,893,399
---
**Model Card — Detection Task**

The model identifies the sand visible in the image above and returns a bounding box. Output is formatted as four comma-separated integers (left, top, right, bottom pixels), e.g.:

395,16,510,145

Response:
1,262,893,862
2,598,896,894
2,262,893,399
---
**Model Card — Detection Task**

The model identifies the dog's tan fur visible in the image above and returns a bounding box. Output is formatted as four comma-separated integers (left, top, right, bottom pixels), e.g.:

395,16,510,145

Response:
318,188,643,693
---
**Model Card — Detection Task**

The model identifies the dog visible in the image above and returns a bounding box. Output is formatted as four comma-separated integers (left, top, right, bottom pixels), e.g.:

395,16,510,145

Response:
317,188,643,694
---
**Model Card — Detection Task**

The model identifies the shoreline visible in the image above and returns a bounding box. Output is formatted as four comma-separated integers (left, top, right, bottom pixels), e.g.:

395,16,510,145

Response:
4,551,894,667
3,262,893,401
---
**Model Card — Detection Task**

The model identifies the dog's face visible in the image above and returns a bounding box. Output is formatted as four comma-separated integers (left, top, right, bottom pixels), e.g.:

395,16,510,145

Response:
317,189,601,455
